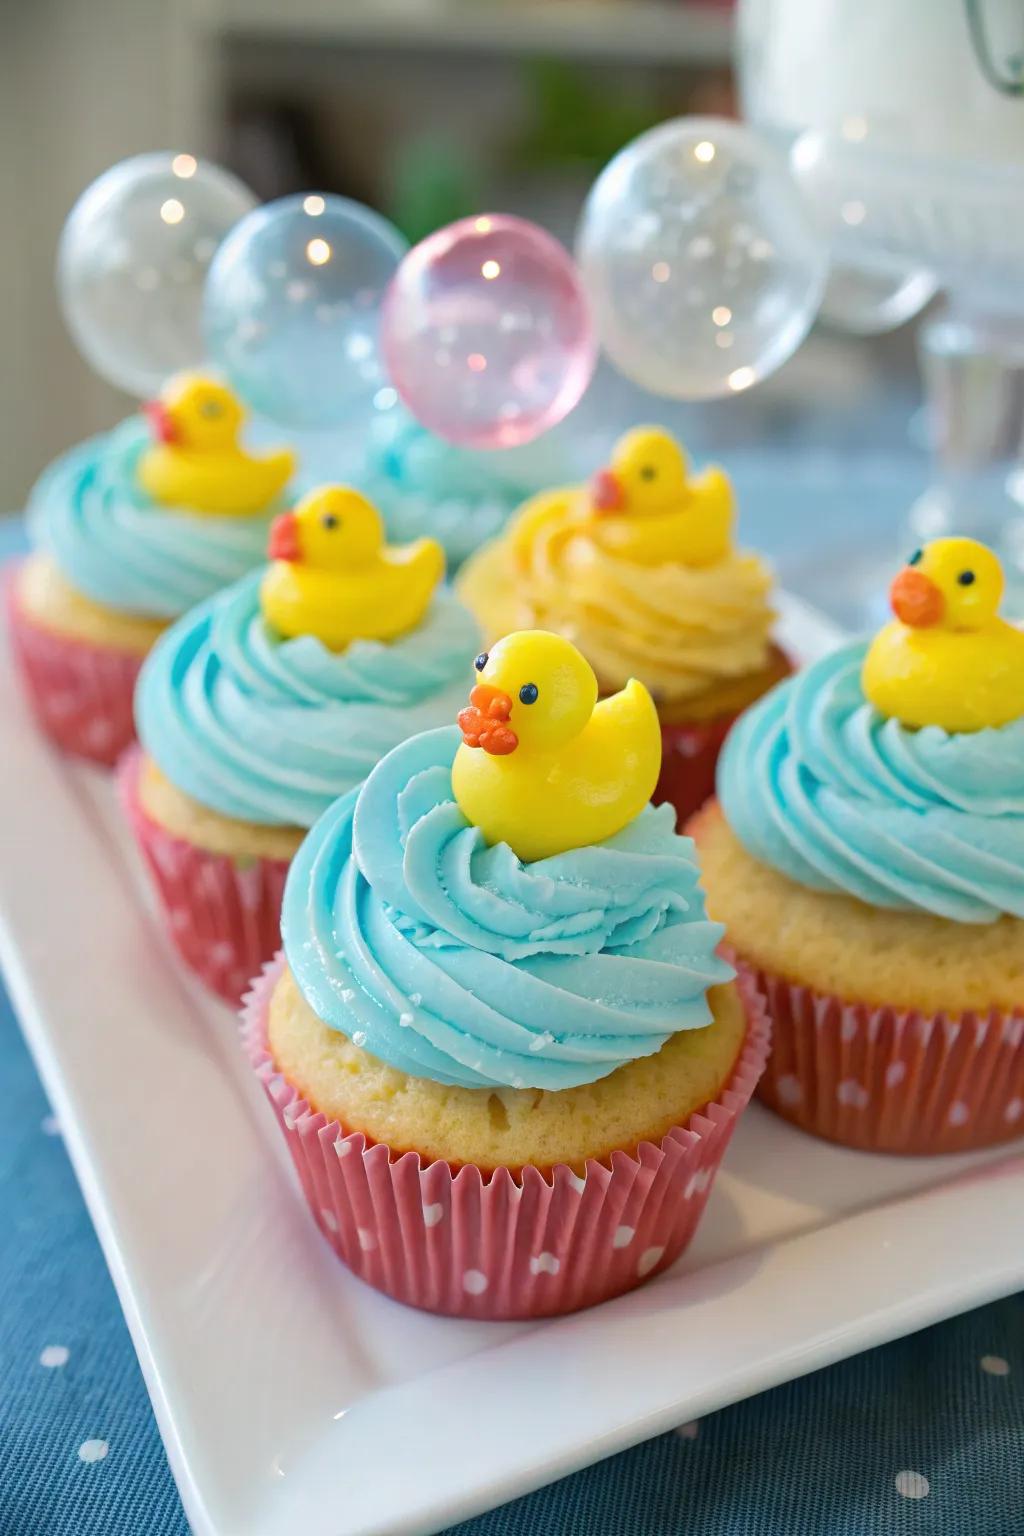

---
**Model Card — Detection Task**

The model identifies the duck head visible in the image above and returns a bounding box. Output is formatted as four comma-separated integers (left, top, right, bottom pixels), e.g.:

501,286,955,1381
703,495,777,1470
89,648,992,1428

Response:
145,373,245,452
457,630,598,756
588,426,689,515
268,486,384,569
890,537,1003,632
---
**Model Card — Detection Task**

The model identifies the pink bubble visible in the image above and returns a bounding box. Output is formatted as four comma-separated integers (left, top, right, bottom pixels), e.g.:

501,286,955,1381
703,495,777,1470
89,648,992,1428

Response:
381,214,596,449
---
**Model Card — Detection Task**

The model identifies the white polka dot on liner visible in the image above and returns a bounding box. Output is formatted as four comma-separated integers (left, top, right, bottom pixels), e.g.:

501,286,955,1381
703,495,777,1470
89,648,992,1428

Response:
885,1061,907,1089
836,1079,869,1109
775,1074,803,1106
948,1101,970,1127
78,1440,109,1465
40,1345,69,1368
462,1269,488,1295
612,1225,635,1249
1005,1099,1023,1124
894,1471,929,1500
638,1246,665,1277
422,1202,443,1228
981,1355,1010,1376
356,1229,376,1251
321,1209,338,1233
529,1252,560,1276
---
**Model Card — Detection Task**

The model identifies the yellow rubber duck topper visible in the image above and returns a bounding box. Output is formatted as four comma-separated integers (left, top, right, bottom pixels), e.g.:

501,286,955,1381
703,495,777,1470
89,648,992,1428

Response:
452,630,662,862
139,373,295,516
586,425,735,567
862,537,1024,732
260,486,445,651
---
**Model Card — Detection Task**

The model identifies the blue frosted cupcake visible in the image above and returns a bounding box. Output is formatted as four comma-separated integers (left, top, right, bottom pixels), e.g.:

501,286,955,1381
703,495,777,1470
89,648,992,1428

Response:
8,374,293,765
343,407,552,571
122,484,479,1003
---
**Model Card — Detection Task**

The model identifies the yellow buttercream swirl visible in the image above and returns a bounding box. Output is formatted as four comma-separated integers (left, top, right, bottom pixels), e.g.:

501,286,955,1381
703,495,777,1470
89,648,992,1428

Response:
459,499,776,705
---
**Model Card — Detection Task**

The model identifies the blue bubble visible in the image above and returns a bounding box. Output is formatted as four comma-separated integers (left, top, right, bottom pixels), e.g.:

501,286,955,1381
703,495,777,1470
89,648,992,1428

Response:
204,193,409,429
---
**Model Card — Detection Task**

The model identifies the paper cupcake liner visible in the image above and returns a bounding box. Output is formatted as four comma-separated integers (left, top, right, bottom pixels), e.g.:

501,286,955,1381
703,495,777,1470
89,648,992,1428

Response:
736,954,1024,1155
655,714,738,831
119,748,291,1006
655,650,795,831
5,561,143,768
241,955,771,1320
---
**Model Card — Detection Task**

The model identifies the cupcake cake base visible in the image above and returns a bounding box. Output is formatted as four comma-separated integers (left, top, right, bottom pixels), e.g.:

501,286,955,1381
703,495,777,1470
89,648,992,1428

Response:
242,956,771,1320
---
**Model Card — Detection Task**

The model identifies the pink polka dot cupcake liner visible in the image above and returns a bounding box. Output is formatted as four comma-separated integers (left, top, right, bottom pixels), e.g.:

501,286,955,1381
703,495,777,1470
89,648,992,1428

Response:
741,956,1024,1155
5,561,143,768
119,747,291,1006
241,954,771,1320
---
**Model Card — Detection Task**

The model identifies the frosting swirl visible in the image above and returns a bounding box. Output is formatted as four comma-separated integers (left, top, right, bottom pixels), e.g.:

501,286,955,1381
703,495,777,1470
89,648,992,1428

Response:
461,510,775,703
719,639,1024,924
282,727,732,1090
28,418,276,618
355,410,536,569
136,572,478,827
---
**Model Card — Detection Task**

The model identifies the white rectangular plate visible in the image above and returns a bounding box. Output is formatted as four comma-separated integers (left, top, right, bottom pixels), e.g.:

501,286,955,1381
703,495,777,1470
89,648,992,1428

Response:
2,594,1023,1536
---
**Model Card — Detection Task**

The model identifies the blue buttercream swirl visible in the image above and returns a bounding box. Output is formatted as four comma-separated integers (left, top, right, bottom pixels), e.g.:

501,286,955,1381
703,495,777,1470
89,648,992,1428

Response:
719,639,1024,924
28,418,277,618
136,573,479,828
353,410,535,569
282,726,733,1091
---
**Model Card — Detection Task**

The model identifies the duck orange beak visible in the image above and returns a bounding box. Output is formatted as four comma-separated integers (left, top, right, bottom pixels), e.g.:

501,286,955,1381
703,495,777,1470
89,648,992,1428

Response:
144,400,178,445
891,567,944,627
589,468,625,513
268,511,300,562
457,683,518,755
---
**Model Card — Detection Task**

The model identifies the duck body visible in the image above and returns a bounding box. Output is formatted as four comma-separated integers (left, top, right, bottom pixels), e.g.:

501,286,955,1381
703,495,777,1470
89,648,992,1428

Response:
452,630,661,863
260,486,445,651
862,536,1024,732
138,373,295,515
585,426,734,568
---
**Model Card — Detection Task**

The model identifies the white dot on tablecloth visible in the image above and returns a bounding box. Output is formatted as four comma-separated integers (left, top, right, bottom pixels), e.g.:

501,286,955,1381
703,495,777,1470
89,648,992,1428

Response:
78,1440,109,1465
676,1421,700,1440
39,1345,69,1369
463,1269,488,1295
981,1355,1010,1376
894,1470,929,1500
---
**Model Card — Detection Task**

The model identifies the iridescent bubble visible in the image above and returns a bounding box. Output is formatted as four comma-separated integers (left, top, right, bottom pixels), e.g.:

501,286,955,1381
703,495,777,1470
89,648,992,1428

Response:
381,214,596,449
576,117,828,400
204,193,408,429
58,152,256,397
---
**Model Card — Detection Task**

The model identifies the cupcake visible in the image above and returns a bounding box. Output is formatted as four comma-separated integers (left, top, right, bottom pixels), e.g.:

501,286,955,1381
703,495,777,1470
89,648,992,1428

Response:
7,373,293,766
457,424,790,827
692,537,1024,1156
123,484,477,1004
243,630,770,1319
347,405,552,571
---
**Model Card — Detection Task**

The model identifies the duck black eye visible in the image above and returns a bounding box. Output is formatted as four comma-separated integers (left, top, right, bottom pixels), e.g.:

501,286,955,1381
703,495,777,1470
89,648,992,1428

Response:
639,465,657,481
958,569,976,586
474,652,488,672
518,682,539,705
321,513,339,530
908,548,923,565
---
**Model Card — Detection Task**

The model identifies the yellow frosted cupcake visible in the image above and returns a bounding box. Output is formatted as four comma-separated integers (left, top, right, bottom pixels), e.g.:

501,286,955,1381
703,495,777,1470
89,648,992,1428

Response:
243,630,770,1318
692,537,1024,1156
457,425,789,827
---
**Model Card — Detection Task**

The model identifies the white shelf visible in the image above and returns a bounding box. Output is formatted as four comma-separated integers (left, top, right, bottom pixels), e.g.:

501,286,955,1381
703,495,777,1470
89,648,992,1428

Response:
211,0,734,65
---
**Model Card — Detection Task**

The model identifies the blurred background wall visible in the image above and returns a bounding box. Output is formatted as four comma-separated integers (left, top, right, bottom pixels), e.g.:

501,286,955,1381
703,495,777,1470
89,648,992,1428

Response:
1,0,917,515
